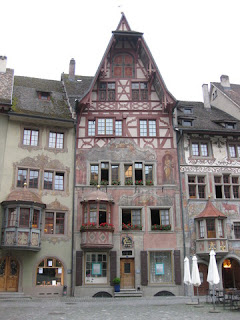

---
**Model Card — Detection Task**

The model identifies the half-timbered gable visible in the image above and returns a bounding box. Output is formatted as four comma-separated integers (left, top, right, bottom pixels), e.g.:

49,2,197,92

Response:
72,13,183,298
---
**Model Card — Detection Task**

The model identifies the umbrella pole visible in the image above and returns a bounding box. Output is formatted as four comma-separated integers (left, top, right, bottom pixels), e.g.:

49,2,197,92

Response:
213,285,215,310
197,286,199,304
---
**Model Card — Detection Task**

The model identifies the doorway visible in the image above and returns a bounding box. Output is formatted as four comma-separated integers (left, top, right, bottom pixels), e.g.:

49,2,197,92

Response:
194,263,209,296
222,258,240,289
0,257,19,292
120,258,135,289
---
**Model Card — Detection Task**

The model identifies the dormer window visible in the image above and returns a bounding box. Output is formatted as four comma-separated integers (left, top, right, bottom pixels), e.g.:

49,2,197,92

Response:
38,91,50,100
212,90,218,100
225,123,235,129
183,108,193,115
182,119,192,127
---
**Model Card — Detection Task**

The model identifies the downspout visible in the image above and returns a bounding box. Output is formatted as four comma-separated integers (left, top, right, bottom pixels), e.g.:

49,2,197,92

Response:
71,100,78,296
172,102,186,259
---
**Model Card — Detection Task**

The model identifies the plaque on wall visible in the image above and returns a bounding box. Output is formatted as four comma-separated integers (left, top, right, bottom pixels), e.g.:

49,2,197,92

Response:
122,236,133,248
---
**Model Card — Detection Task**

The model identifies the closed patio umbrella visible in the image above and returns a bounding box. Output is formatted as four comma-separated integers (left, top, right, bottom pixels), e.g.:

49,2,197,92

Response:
184,257,192,299
207,250,220,310
192,255,201,304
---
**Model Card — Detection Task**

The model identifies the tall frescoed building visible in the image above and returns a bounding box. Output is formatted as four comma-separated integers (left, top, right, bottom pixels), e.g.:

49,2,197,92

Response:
66,14,184,297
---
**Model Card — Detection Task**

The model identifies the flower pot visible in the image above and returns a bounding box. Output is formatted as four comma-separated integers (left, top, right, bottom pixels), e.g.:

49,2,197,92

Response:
114,284,120,292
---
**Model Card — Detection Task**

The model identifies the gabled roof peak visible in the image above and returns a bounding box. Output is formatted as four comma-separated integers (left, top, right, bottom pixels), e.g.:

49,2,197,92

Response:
116,12,131,32
195,199,226,219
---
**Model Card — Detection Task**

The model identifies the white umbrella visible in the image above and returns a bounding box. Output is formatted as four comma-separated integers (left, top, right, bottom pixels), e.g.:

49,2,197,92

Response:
184,257,192,300
184,257,192,285
192,255,201,304
207,250,220,310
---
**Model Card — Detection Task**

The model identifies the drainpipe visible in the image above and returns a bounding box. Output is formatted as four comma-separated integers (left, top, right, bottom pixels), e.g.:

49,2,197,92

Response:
172,102,186,258
71,100,78,296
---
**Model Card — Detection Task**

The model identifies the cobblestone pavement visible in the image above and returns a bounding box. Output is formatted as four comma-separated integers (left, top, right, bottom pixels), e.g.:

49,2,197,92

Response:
0,296,240,320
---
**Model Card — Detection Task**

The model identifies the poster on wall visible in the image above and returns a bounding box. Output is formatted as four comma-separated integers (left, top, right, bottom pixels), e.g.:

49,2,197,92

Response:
155,263,164,275
38,268,43,274
92,262,102,275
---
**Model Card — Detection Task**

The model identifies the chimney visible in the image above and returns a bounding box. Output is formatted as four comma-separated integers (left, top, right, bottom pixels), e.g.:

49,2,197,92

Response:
220,75,230,88
0,56,7,73
202,84,211,109
69,58,75,80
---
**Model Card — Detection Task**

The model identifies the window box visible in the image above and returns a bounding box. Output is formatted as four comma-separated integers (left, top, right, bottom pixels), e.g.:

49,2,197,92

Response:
80,223,97,230
112,180,120,185
122,223,142,230
99,222,114,229
100,180,108,186
146,180,153,186
125,179,133,185
135,180,143,185
151,224,171,231
90,180,98,186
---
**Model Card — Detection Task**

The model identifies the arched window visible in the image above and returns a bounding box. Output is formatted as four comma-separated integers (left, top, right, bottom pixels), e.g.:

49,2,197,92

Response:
112,53,134,77
36,258,64,286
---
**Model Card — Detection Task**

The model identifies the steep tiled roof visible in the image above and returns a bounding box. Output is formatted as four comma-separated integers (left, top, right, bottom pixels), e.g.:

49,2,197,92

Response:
177,101,240,132
0,68,14,105
212,82,240,107
4,188,44,205
11,76,73,120
61,74,93,109
195,200,226,219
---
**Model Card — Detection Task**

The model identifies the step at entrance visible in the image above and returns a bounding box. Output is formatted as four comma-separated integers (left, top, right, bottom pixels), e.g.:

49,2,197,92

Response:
114,289,143,298
0,292,32,300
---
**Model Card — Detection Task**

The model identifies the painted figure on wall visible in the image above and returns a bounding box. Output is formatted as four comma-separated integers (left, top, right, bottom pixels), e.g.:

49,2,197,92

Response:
163,154,174,183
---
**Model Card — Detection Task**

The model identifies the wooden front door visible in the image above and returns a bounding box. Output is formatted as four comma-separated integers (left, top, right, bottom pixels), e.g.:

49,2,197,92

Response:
120,258,134,289
0,257,19,292
194,263,208,296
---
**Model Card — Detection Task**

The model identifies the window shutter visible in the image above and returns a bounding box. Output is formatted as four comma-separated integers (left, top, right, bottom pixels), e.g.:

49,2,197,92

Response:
110,251,117,285
76,251,83,286
174,250,181,285
141,251,148,285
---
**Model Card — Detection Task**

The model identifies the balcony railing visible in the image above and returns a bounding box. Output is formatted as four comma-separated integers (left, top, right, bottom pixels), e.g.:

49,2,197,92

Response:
80,225,114,249
196,238,228,256
1,227,41,251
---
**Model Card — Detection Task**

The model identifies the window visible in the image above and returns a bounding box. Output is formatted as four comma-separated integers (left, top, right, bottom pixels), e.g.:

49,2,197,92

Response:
88,120,95,136
132,82,148,101
140,120,156,137
182,120,192,127
8,208,17,227
212,90,218,100
49,132,64,149
228,144,240,158
83,203,108,226
135,162,143,183
43,171,64,191
37,91,50,100
145,165,153,185
218,220,224,238
23,129,39,146
225,123,235,129
98,118,113,135
44,212,65,234
183,108,193,114
214,175,240,199
19,208,30,228
122,209,141,230
113,54,134,78
150,251,172,283
99,82,115,101
233,222,240,239
188,175,206,199
124,164,133,185
32,209,40,229
191,142,210,157
85,253,107,284
90,165,99,185
17,168,39,188
199,220,205,238
36,258,64,286
115,121,122,136
151,209,170,230
206,219,216,238
101,162,109,185
111,165,119,184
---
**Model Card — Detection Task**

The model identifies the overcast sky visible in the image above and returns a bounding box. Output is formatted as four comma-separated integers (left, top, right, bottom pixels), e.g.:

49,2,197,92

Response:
1,0,240,101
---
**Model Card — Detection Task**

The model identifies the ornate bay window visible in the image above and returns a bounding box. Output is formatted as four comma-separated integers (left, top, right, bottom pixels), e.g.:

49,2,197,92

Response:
80,189,114,249
194,200,228,256
1,188,45,251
